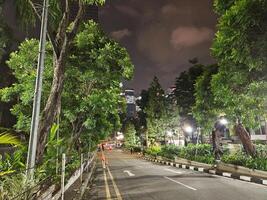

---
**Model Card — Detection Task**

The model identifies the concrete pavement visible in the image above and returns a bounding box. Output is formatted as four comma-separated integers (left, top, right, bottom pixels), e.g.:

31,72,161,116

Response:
83,149,267,200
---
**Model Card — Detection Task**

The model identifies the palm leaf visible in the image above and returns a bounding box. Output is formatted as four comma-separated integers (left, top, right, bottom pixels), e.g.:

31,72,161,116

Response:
0,133,22,146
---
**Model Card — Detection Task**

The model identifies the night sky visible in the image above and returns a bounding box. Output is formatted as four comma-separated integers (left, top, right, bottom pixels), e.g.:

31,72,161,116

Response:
99,0,217,92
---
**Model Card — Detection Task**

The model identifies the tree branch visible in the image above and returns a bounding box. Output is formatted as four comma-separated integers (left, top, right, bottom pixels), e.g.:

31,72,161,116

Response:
67,0,85,40
56,0,70,52
28,0,60,56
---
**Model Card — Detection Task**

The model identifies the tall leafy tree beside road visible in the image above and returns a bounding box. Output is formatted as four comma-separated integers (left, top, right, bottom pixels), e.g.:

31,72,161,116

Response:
211,0,267,156
13,0,105,162
193,64,219,133
174,63,204,118
0,21,134,160
145,77,166,144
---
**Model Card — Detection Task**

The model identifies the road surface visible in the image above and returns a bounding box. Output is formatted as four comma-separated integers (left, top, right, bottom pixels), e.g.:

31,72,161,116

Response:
83,149,267,200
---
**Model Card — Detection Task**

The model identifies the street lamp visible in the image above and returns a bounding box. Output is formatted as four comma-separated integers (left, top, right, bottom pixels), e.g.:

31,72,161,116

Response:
219,118,228,125
184,126,193,134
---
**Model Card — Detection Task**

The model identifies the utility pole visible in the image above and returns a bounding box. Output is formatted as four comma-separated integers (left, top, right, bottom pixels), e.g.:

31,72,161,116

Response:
26,0,49,181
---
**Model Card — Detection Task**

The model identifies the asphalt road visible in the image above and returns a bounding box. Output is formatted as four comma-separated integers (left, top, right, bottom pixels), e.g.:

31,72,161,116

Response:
83,149,267,200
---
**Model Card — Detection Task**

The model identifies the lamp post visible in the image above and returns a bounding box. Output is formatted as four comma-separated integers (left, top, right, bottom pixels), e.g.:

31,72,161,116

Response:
26,0,49,181
184,125,193,145
213,116,228,161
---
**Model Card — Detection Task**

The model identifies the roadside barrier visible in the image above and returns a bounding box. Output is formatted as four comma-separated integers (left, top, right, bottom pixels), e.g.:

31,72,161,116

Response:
142,155,267,186
0,151,97,200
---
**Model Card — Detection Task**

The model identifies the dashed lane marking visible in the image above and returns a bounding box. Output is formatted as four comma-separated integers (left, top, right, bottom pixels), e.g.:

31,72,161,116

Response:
164,176,197,191
164,168,182,174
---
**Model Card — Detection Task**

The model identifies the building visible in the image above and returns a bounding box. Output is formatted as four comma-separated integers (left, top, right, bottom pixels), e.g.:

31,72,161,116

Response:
124,89,137,118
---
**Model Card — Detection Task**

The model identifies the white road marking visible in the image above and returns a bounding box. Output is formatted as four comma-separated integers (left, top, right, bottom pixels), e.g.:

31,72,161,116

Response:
164,176,197,191
164,168,182,174
123,170,135,177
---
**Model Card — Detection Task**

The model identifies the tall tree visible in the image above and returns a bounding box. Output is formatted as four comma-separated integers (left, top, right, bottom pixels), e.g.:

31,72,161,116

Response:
193,64,219,133
12,0,105,162
145,77,166,145
146,76,165,119
0,21,134,161
211,0,267,156
174,63,204,117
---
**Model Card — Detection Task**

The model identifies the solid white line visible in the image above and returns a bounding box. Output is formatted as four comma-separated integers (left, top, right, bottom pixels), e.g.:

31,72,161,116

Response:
164,176,197,191
164,168,182,174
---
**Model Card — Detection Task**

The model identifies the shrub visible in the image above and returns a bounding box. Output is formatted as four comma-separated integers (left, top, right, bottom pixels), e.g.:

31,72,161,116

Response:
221,150,267,171
145,146,161,157
178,144,214,164
158,145,180,159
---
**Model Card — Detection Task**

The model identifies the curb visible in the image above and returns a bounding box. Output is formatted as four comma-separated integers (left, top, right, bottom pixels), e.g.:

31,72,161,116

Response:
143,156,267,186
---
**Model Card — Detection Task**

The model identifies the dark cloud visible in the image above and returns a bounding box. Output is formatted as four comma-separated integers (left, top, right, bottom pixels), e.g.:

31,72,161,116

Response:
170,27,214,48
111,28,132,40
100,0,217,92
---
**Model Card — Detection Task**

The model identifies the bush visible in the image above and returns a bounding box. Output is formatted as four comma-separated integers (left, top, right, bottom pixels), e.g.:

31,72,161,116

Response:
133,146,142,152
145,144,214,164
178,144,214,164
221,150,267,171
144,143,267,171
145,146,161,157
158,145,180,159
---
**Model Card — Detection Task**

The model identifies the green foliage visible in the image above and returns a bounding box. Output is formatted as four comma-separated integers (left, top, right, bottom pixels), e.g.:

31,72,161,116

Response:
0,133,22,146
124,122,139,148
158,145,180,159
0,39,54,132
0,172,38,200
178,144,214,164
145,76,165,119
211,0,267,128
193,64,219,133
145,146,161,157
0,20,133,148
221,146,267,171
174,64,204,117
146,144,215,164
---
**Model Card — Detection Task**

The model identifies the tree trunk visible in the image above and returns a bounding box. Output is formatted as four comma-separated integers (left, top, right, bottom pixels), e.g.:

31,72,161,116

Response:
145,130,149,148
36,49,67,163
234,123,256,157
212,130,222,160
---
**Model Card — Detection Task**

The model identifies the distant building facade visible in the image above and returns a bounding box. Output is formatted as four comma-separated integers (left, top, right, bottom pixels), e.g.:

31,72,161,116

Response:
124,89,137,118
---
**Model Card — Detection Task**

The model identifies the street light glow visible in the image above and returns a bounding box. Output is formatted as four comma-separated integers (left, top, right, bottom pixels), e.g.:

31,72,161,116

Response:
184,126,193,133
166,130,173,137
219,118,228,125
